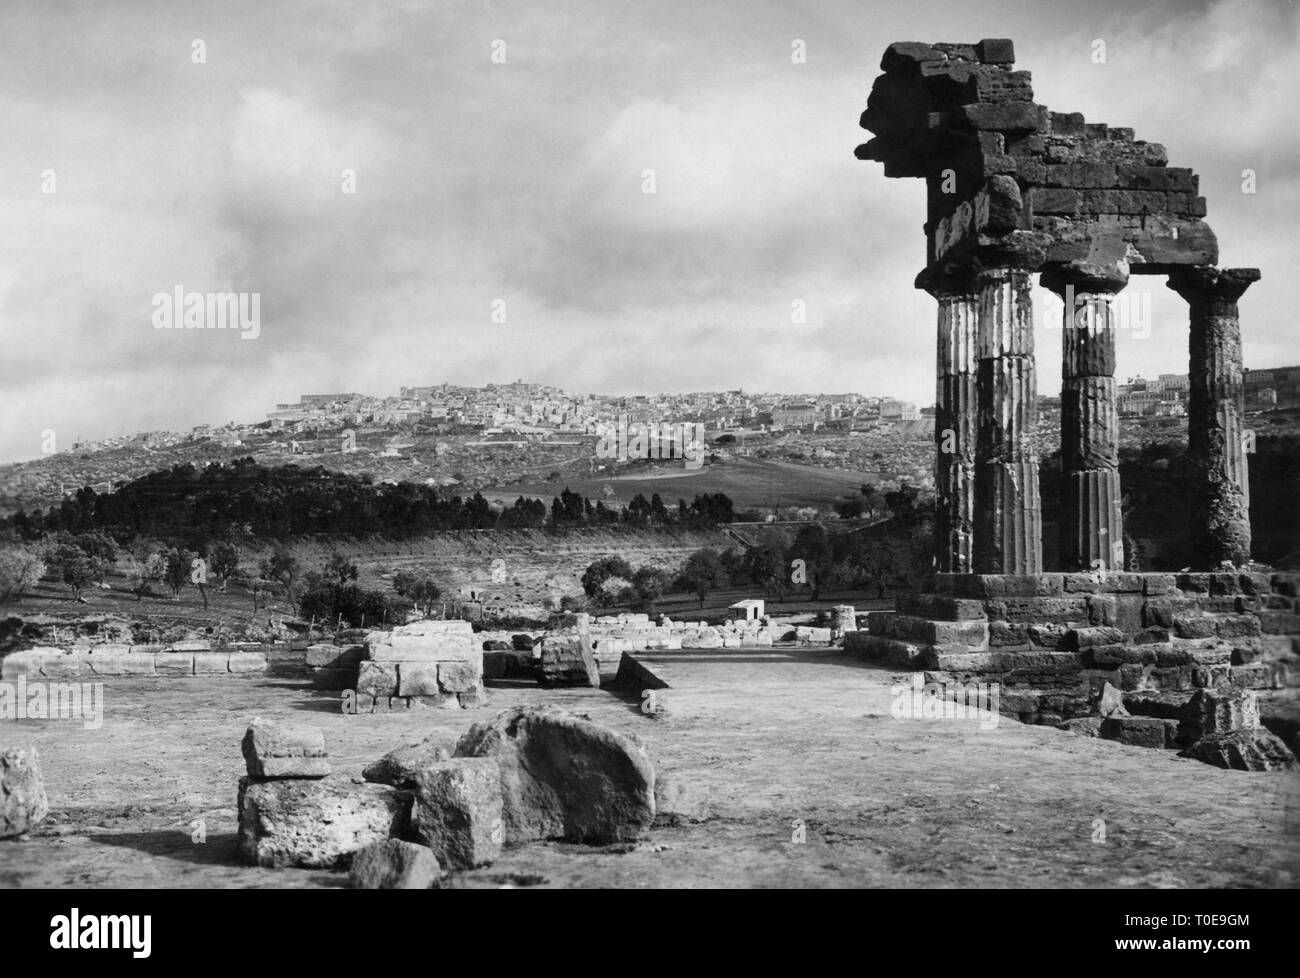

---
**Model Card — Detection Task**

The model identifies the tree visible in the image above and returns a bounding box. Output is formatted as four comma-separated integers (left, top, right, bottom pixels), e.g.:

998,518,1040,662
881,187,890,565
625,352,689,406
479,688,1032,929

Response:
324,550,358,587
162,548,196,600
410,579,441,616
391,571,441,616
56,546,96,602
72,532,118,585
207,542,241,592
0,545,45,602
261,548,300,606
581,556,635,602
859,484,888,520
680,549,726,609
122,550,165,601
262,548,300,587
392,570,418,597
743,544,789,603
791,523,835,601
630,566,670,612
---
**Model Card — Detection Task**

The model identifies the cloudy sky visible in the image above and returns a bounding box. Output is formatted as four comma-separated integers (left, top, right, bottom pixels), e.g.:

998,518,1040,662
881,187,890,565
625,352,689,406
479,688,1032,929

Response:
0,0,1296,462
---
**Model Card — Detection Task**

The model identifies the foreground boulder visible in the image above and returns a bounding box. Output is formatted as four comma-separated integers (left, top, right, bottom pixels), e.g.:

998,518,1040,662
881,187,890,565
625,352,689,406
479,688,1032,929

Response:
454,705,655,843
1181,728,1298,772
238,778,411,868
349,839,441,889
363,736,453,788
241,717,330,779
1,746,49,838
411,758,503,869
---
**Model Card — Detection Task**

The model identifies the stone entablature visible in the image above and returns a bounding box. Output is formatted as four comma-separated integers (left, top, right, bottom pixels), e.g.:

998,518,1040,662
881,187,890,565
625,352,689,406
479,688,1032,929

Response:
858,39,1258,574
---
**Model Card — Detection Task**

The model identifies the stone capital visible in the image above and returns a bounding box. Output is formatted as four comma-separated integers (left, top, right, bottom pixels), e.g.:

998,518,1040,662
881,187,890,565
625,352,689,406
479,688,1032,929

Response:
1039,260,1129,298
1167,266,1260,305
915,266,977,299
971,265,1033,291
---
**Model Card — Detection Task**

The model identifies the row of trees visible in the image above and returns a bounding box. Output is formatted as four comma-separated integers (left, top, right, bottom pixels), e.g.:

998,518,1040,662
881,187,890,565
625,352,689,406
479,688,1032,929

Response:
578,484,933,611
0,530,444,630
2,460,741,545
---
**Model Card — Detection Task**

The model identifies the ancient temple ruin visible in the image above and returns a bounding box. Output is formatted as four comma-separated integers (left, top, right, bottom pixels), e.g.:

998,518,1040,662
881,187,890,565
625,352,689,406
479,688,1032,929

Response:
849,40,1297,771
856,38,1256,575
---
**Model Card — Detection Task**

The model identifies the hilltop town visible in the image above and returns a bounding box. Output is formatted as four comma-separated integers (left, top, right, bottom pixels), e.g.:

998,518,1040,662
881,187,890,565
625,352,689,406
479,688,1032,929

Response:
3,367,1298,519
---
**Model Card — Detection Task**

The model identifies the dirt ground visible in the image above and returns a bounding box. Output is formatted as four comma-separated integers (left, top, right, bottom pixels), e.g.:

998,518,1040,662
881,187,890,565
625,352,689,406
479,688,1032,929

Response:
1,648,1297,889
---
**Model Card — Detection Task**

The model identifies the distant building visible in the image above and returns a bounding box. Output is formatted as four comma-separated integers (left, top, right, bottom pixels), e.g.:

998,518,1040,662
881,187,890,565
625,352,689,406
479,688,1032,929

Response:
729,599,764,621
772,403,819,428
878,398,920,421
1245,366,1300,407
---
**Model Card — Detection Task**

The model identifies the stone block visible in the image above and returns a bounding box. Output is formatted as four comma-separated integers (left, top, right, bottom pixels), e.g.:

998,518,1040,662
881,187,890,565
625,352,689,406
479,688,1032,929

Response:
1229,663,1275,689
153,654,193,677
349,839,441,889
1116,165,1196,192
455,705,655,844
1029,187,1081,216
0,746,49,838
975,38,1015,65
1256,611,1300,634
1027,624,1069,649
1100,716,1178,749
1,649,60,679
1086,595,1118,627
1215,614,1261,639
1159,641,1231,666
990,597,1088,625
82,651,124,676
397,662,441,698
193,652,229,675
364,736,453,787
1181,728,1297,772
1143,574,1177,596
538,632,600,688
1121,690,1191,720
228,652,268,674
164,640,210,652
1058,717,1103,737
1044,162,1116,188
1180,686,1259,739
368,634,475,661
119,653,157,676
1088,643,1157,666
1172,615,1217,640
237,778,411,869
438,661,480,694
266,645,308,676
845,633,926,667
242,717,330,779
989,621,1030,647
962,100,1044,131
305,644,367,669
1067,626,1124,650
410,758,504,870
356,660,399,698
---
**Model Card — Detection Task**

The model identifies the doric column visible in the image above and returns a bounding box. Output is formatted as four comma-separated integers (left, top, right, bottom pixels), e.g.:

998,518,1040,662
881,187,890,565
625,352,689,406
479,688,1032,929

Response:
1168,266,1260,567
922,270,978,573
1041,264,1127,572
973,267,1042,574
